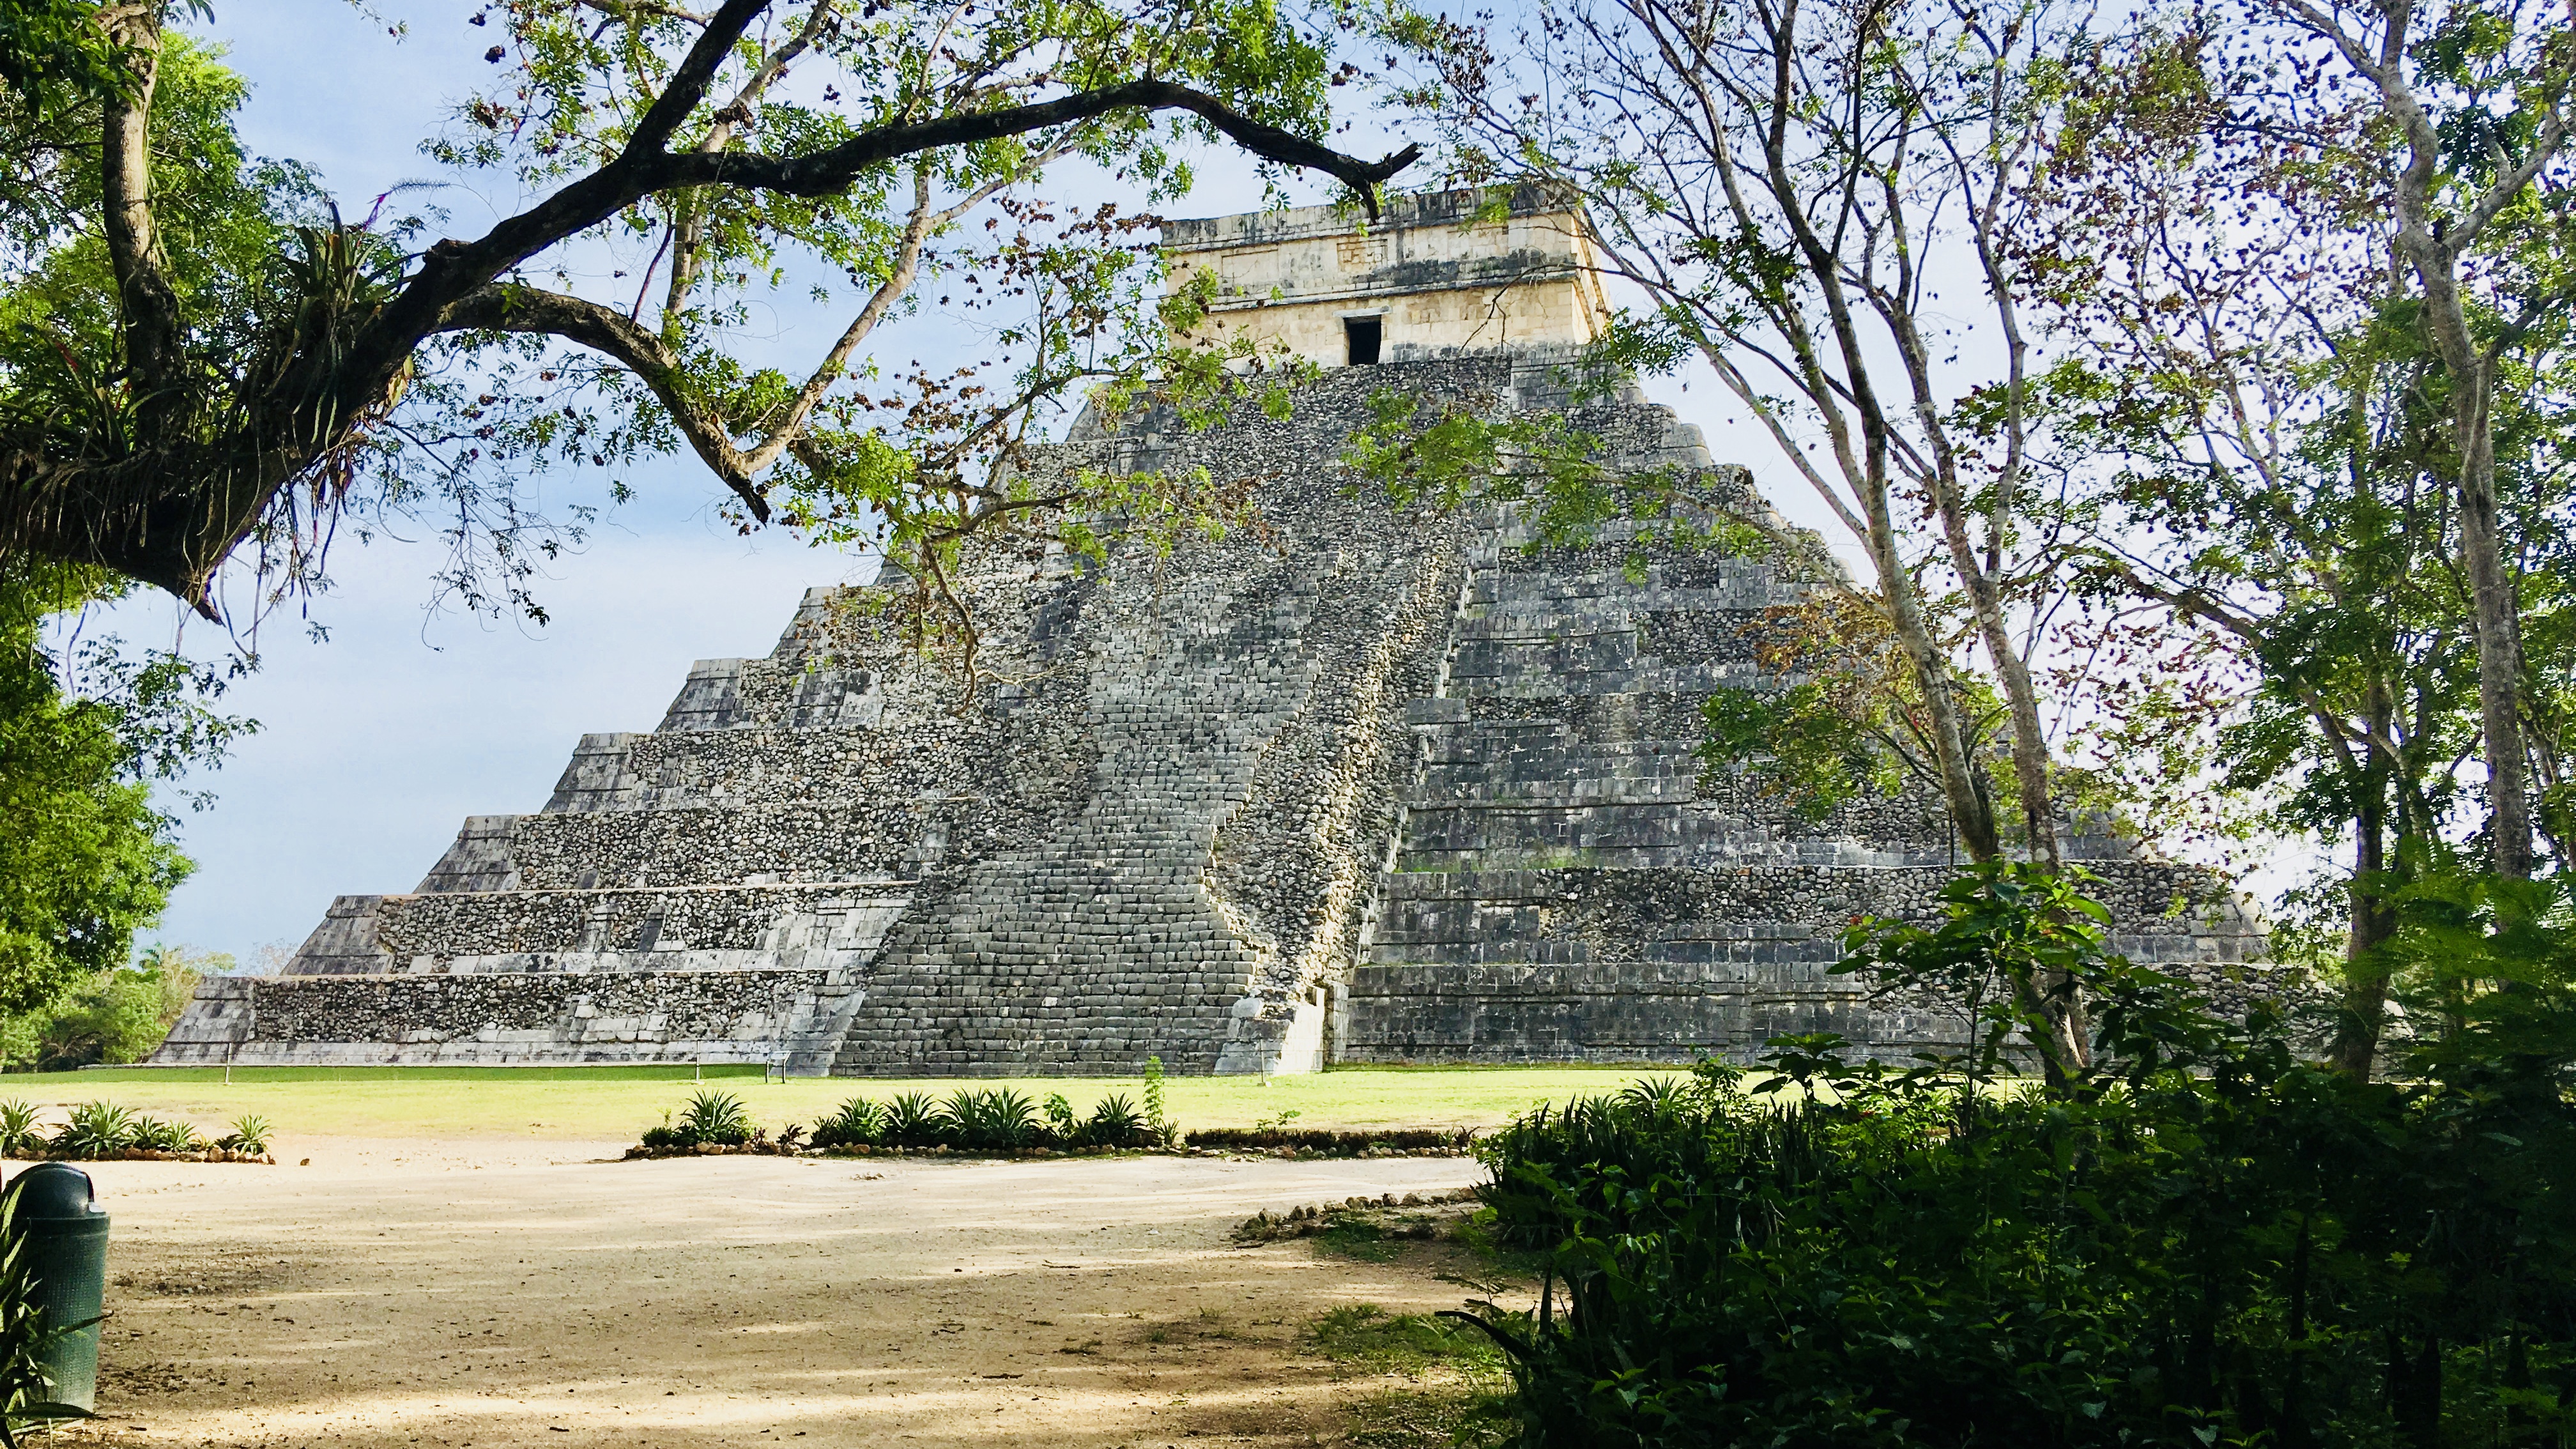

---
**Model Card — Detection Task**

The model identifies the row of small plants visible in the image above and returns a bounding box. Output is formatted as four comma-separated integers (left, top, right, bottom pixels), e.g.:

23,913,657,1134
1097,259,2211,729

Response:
631,1081,1173,1158
807,1087,1164,1151
1184,1125,1475,1156
0,1101,272,1162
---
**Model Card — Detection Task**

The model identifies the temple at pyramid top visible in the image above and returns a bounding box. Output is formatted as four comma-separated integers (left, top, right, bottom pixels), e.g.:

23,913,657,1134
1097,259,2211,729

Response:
1163,183,1614,365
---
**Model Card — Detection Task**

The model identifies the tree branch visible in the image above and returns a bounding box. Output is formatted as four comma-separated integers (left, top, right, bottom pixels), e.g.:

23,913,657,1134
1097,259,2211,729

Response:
626,0,769,157
440,284,774,521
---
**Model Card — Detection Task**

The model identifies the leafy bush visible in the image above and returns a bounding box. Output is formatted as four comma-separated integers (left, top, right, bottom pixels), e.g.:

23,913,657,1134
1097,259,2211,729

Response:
1457,863,2576,1449
0,1104,39,1160
47,1101,135,1160
1042,1092,1078,1142
809,1097,882,1150
880,1092,945,1149
0,946,218,1073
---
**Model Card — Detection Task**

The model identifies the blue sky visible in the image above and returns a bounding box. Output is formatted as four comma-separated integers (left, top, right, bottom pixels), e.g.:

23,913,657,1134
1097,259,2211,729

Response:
85,0,1846,967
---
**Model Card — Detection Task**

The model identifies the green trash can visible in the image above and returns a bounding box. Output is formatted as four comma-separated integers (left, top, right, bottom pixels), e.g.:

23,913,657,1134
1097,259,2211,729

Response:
6,1163,107,1411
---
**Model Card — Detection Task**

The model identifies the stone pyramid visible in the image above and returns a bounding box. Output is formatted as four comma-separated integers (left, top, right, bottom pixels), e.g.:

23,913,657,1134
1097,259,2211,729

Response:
153,187,2262,1074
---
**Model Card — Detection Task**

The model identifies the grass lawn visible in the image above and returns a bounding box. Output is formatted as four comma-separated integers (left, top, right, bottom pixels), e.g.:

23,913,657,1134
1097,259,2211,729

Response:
0,1063,1685,1142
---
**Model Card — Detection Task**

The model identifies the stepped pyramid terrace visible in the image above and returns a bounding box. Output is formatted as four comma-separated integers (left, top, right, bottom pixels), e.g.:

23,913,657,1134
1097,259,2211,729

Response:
153,185,2267,1075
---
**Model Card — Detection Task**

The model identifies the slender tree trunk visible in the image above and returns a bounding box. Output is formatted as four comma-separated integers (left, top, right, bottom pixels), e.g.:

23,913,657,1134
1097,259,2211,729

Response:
2450,365,2535,878
2329,758,2397,1077
1931,493,2061,867
1860,482,2002,864
2343,0,2547,878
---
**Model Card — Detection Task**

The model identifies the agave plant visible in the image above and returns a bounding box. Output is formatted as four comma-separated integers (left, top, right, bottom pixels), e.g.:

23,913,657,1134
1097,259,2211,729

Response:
1081,1094,1149,1149
881,1092,945,1149
1619,1075,1693,1116
811,1098,882,1150
977,1089,1040,1151
678,1090,753,1146
940,1088,1041,1151
128,1116,204,1154
939,1089,988,1147
216,1115,272,1156
0,1103,42,1160
49,1102,137,1161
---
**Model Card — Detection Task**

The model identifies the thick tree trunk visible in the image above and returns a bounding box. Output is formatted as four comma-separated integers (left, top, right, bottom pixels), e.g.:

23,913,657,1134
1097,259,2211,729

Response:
99,6,179,431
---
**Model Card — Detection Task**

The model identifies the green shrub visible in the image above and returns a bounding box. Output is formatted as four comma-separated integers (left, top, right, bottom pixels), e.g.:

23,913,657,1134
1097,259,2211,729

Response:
809,1097,882,1150
5,949,213,1072
48,1101,135,1160
1042,1092,1078,1142
1458,864,2576,1449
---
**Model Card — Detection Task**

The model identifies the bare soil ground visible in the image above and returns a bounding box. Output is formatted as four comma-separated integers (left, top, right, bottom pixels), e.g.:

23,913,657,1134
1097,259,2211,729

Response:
49,1139,1499,1448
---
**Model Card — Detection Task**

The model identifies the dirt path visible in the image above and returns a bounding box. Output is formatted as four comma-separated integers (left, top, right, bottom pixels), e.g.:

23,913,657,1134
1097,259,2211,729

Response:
54,1140,1491,1448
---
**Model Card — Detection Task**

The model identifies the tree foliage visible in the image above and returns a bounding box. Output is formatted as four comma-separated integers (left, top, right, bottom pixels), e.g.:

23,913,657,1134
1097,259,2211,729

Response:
0,942,213,1071
1461,864,2576,1448
0,0,1416,635
1372,0,2113,891
0,560,242,1018
2021,0,2576,1071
